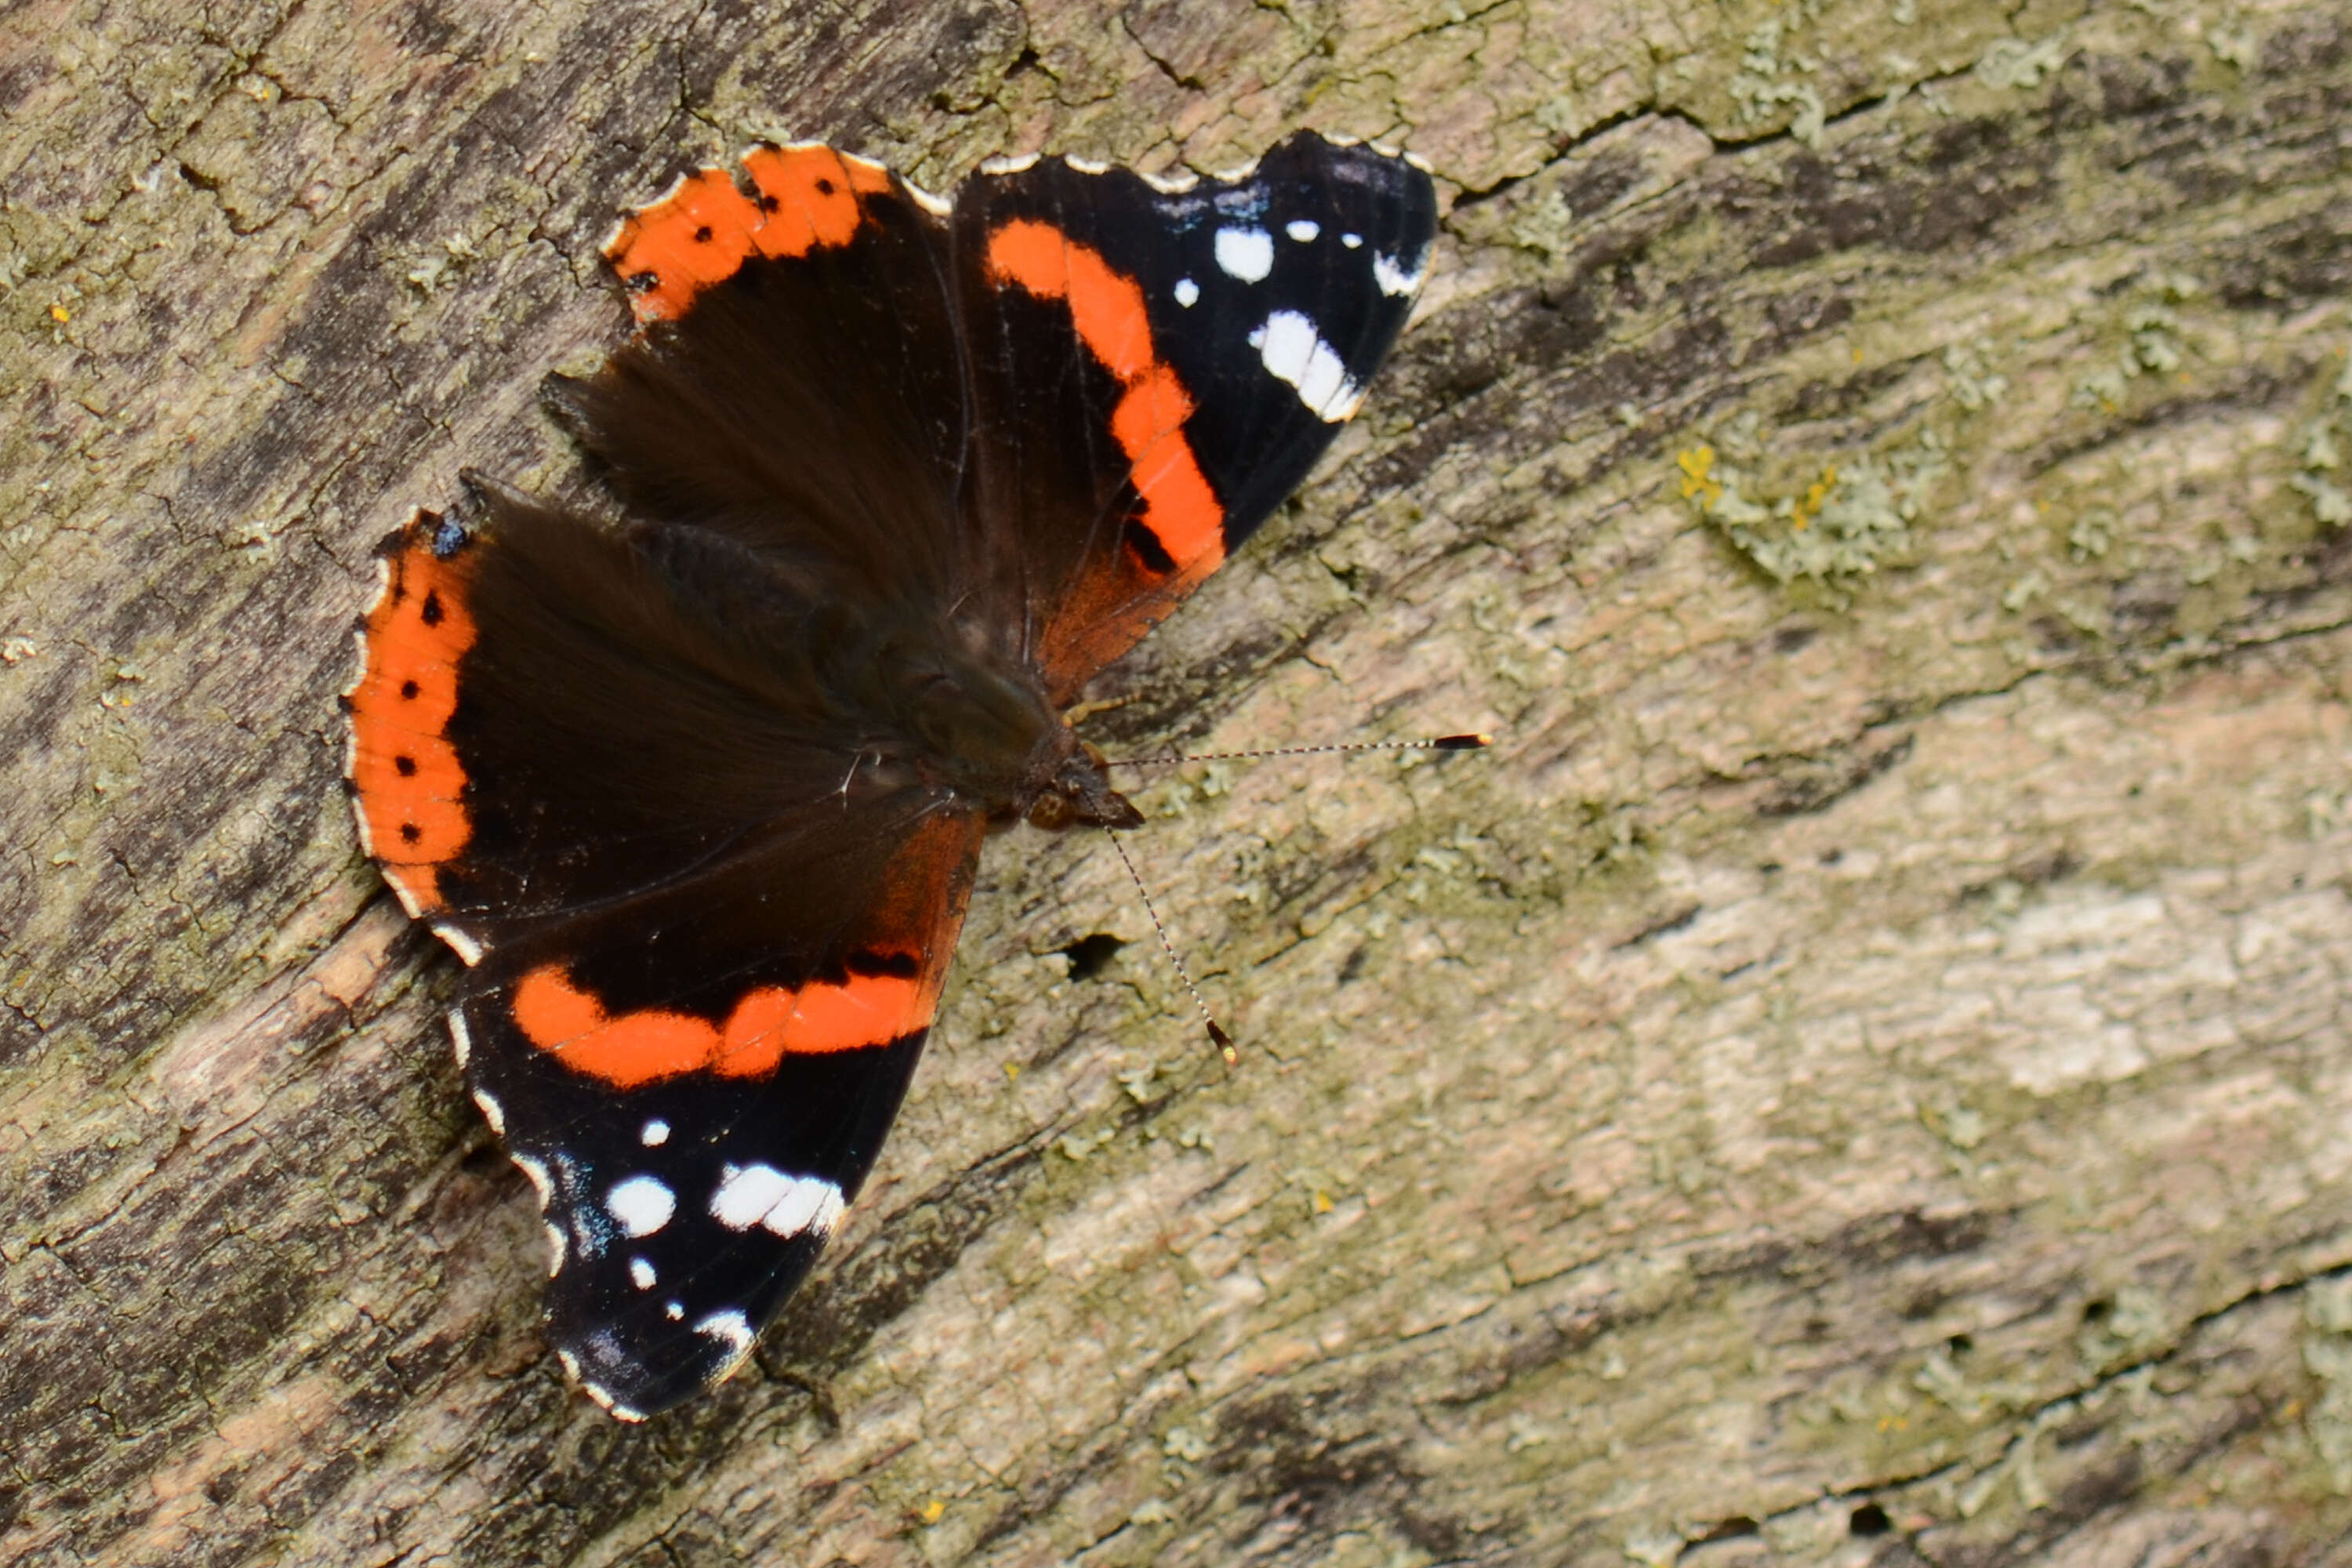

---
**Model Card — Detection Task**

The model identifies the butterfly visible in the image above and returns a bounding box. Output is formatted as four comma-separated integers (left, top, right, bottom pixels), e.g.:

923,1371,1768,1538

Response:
345,132,1437,1418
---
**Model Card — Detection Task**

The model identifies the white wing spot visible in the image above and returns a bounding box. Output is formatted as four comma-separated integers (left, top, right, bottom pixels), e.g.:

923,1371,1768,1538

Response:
641,1119,670,1146
470,1088,506,1137
665,1300,685,1320
514,1153,553,1208
1213,227,1274,283
1250,311,1364,423
362,554,395,615
1341,231,1363,249
543,1221,567,1276
709,1163,847,1236
629,1256,656,1290
577,1377,644,1422
381,869,427,920
1286,219,1320,242
605,1175,677,1238
448,1011,473,1070
1174,278,1200,308
1373,249,1425,297
695,1308,754,1352
433,922,484,965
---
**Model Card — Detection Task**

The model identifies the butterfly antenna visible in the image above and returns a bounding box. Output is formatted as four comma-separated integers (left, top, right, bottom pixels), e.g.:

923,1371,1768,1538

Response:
1102,827,1236,1065
1106,733,1491,768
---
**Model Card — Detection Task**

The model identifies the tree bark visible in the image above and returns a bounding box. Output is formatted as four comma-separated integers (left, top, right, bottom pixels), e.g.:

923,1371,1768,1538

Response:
5,0,2352,1562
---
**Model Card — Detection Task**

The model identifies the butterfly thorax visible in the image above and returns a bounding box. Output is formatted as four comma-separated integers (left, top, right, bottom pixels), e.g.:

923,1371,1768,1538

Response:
875,633,1139,833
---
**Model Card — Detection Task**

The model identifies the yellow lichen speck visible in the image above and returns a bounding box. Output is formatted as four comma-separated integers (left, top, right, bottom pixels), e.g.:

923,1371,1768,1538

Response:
1789,465,1840,532
1678,446,1723,506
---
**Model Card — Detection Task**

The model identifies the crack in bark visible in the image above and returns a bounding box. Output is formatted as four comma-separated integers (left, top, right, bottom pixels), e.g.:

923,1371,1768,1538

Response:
1709,1258,2352,1552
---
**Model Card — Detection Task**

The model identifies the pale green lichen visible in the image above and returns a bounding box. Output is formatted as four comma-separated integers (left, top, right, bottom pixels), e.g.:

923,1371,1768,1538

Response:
1976,30,2071,90
2288,354,2352,528
2067,508,2115,561
403,232,484,296
2070,287,2198,411
1504,184,1577,261
1622,1523,1685,1566
2208,9,2260,69
1942,339,2010,411
2304,1277,2352,1493
1684,426,1946,604
1727,17,1828,147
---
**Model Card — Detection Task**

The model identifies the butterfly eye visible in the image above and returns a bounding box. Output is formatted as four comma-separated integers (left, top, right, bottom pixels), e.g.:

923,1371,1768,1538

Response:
1026,791,1079,831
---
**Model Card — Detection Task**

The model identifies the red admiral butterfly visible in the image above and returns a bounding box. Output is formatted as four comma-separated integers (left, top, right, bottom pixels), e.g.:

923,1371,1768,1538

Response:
347,133,1436,1418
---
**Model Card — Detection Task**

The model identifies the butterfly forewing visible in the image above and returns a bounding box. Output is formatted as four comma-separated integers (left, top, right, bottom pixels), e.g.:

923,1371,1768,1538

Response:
951,133,1437,698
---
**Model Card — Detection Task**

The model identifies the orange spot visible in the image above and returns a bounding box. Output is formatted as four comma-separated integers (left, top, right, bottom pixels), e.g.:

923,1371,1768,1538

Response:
511,963,931,1088
986,220,1151,382
839,153,894,194
604,147,891,325
1111,363,1192,452
1123,417,1223,571
603,168,764,323
514,967,717,1086
742,146,867,260
985,220,1228,596
348,526,478,913
1109,368,1225,572
784,973,924,1053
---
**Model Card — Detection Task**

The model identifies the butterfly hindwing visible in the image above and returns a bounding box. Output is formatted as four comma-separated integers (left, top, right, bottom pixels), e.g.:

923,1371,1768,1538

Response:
349,502,989,1416
463,806,983,1419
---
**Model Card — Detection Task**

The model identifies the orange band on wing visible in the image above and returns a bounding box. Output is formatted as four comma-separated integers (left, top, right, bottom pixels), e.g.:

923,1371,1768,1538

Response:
603,146,896,325
984,219,1227,579
347,521,479,916
511,962,931,1089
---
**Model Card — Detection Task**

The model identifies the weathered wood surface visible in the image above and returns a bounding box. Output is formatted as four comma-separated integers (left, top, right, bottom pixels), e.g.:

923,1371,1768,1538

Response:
5,0,2352,1561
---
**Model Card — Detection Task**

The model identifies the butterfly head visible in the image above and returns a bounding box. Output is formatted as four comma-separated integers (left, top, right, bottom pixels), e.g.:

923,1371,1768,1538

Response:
1021,735,1142,833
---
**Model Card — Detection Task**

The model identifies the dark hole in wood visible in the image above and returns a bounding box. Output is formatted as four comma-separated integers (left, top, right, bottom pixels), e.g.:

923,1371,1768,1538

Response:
1059,932,1125,981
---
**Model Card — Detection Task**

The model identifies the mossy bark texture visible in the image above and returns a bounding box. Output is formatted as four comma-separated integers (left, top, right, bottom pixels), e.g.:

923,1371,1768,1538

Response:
5,0,2352,1562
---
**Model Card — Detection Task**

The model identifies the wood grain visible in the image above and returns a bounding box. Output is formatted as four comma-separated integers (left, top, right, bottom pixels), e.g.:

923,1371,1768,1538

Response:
4,0,2350,1561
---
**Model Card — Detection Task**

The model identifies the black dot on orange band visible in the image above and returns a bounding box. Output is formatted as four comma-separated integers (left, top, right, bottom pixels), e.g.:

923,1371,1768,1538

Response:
1122,517,1176,575
815,177,835,194
400,822,422,843
394,755,417,777
694,225,713,242
758,194,780,212
420,591,444,626
400,679,419,699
